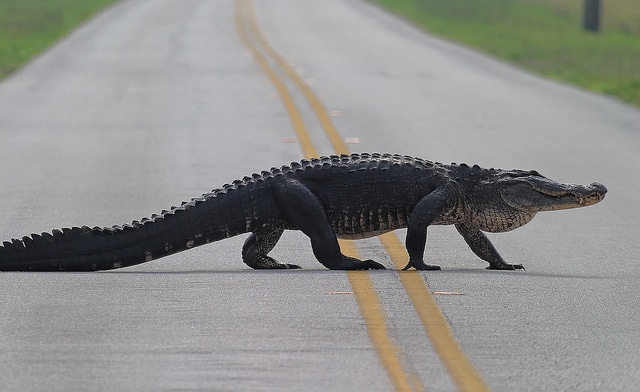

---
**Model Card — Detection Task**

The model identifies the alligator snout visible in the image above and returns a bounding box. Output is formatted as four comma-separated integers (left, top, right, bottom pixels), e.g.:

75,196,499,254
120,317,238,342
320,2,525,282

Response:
589,182,607,195
584,182,607,204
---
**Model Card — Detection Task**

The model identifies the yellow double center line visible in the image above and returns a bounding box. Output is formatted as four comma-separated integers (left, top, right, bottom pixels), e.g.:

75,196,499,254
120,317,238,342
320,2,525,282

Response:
235,1,489,391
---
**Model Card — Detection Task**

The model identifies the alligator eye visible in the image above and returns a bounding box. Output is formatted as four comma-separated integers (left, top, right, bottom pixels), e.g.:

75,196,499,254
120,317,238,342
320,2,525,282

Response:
506,170,542,178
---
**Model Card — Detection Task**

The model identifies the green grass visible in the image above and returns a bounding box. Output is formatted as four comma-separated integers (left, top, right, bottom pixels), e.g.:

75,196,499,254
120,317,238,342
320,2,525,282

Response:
0,0,119,79
369,0,640,106
2,0,638,106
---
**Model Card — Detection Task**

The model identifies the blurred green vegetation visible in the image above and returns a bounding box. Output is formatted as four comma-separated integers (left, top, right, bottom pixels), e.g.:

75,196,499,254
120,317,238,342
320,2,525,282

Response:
0,0,118,79
1,0,638,106
369,0,640,106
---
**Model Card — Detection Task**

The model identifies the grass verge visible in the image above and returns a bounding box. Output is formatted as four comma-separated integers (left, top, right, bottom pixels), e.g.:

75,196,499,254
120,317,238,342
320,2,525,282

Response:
368,0,640,106
0,0,119,80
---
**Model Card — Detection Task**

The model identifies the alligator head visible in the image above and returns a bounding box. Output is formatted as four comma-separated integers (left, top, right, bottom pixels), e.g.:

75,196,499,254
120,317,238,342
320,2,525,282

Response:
498,170,607,212
468,168,607,233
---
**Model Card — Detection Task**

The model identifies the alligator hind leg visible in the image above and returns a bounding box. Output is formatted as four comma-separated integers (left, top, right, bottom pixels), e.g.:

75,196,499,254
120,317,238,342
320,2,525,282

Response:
242,229,300,269
272,179,385,270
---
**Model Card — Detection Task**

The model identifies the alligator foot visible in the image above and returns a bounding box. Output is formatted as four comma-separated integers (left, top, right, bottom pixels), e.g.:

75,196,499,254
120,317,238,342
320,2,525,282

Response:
486,263,525,271
247,255,302,269
255,262,302,269
356,259,386,270
401,259,441,271
327,256,386,270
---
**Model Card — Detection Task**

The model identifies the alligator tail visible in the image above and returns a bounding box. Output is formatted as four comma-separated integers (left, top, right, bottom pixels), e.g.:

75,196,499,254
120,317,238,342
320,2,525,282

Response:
0,180,263,271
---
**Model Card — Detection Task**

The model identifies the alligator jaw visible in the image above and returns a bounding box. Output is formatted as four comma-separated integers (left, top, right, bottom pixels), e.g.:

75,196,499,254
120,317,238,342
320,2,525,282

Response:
501,178,607,213
535,181,607,210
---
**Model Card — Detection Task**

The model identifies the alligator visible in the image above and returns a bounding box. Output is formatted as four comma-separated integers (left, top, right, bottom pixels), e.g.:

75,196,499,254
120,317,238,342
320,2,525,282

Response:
0,153,606,272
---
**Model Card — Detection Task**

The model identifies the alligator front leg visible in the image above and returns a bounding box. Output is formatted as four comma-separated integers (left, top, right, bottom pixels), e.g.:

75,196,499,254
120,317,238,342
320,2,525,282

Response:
455,223,524,270
273,179,385,270
402,189,449,271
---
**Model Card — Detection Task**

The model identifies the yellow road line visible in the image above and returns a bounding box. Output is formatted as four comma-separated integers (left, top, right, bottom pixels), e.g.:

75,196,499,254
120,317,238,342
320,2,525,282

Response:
341,240,424,392
244,3,349,155
236,1,421,390
234,0,316,158
239,3,491,390
379,233,490,392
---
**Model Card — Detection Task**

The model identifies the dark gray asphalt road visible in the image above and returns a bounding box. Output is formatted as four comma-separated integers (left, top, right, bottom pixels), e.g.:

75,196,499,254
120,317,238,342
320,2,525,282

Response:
1,0,638,391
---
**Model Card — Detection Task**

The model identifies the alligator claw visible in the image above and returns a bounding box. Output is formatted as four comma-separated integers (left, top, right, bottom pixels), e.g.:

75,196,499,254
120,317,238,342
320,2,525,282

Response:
361,259,386,270
261,262,302,269
328,257,386,270
486,263,525,271
401,259,441,271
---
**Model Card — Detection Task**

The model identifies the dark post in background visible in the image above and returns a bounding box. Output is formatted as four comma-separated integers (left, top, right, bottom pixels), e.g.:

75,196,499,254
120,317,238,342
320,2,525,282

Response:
583,0,601,32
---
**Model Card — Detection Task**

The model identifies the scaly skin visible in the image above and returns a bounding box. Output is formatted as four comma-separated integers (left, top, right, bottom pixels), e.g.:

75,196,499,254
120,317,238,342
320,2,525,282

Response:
0,153,607,272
